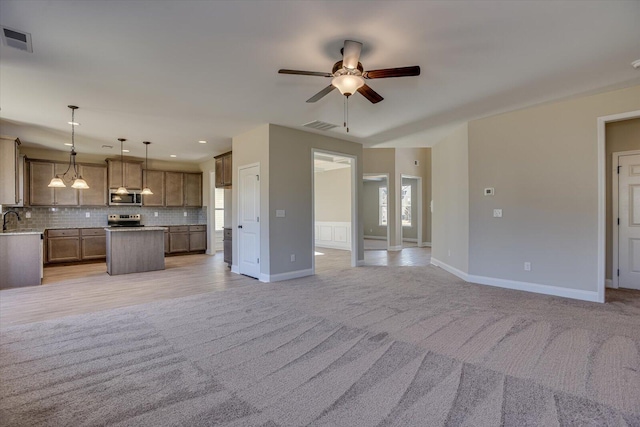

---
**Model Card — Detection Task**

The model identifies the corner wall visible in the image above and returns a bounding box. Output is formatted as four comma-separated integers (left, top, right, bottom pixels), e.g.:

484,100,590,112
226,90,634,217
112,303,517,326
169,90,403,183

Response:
431,124,469,273
468,85,640,296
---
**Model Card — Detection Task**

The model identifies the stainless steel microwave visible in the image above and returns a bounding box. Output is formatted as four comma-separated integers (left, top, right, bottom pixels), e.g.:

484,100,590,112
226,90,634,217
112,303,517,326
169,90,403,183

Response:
108,189,142,206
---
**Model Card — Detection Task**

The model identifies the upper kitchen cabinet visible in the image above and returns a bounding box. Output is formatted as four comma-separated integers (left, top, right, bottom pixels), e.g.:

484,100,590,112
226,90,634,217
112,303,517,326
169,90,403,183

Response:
78,164,107,206
107,160,143,189
28,160,78,206
142,170,165,206
165,172,184,207
184,173,202,206
214,151,232,188
0,136,20,205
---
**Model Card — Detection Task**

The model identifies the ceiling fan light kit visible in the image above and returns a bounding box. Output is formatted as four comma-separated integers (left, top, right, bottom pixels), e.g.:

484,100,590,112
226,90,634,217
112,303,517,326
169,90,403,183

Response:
278,39,420,132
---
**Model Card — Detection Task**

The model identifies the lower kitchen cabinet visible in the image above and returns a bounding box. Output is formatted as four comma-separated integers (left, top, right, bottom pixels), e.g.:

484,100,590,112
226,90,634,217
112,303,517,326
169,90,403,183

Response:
189,225,206,251
80,228,107,260
47,229,81,263
168,226,190,253
223,227,232,266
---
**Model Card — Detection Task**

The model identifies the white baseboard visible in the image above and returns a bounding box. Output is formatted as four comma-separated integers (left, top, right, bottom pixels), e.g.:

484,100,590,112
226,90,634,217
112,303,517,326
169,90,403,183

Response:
605,279,614,288
261,268,314,283
231,265,239,274
430,257,600,303
388,245,402,251
315,243,351,251
420,242,432,248
364,235,387,240
403,238,418,243
356,259,365,267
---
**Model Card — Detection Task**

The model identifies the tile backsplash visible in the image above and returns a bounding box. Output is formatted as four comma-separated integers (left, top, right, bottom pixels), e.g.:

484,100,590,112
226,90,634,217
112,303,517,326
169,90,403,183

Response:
1,206,207,231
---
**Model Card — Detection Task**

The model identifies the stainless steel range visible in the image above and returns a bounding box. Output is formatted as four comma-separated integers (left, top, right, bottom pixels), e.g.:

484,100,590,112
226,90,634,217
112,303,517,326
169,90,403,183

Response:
107,214,143,227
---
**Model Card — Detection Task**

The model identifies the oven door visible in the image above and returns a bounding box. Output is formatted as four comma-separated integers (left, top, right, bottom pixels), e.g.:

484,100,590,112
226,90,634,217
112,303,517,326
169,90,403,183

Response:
109,191,142,206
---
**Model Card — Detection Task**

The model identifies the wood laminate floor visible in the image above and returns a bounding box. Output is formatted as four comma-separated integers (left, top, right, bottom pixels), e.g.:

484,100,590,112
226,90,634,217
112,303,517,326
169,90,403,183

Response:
0,247,432,326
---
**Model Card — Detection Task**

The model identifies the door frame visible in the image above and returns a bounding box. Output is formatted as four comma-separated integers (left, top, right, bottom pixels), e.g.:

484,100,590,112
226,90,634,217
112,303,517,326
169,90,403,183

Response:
611,149,640,289
400,174,423,248
597,110,640,302
363,173,390,250
235,162,261,278
311,149,358,273
207,171,216,255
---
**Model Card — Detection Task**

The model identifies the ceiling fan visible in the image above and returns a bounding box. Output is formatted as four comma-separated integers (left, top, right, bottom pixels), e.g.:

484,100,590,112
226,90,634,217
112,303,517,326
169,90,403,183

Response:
278,40,420,104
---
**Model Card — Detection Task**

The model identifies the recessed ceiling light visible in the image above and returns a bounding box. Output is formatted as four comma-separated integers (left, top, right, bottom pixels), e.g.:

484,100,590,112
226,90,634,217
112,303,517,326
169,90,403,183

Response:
64,143,72,146
170,154,177,158
68,121,80,126
198,140,207,144
123,149,130,153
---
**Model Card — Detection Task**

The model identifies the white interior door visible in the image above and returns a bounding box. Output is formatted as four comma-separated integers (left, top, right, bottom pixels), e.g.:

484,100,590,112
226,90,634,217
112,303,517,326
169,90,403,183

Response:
618,154,640,290
238,164,260,279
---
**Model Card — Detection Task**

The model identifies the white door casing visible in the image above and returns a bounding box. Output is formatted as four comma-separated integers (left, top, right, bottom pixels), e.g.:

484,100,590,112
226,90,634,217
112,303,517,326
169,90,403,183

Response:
618,154,640,290
238,164,260,279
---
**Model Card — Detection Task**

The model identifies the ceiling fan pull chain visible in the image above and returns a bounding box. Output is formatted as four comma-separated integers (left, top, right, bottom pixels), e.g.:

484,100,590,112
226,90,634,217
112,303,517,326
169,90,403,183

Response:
346,96,349,133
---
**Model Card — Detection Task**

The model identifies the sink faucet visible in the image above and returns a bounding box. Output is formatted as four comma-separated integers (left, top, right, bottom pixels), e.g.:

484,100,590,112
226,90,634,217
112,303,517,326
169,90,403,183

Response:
2,210,21,231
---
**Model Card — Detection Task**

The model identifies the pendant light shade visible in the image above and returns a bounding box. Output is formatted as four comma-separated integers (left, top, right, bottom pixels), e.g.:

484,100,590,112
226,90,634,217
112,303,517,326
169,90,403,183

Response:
48,106,90,189
141,141,153,195
116,138,129,194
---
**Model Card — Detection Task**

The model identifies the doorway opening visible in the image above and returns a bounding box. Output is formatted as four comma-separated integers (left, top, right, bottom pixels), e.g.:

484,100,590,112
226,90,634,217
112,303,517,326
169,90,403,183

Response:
400,175,422,249
598,110,640,302
363,174,390,251
312,150,357,273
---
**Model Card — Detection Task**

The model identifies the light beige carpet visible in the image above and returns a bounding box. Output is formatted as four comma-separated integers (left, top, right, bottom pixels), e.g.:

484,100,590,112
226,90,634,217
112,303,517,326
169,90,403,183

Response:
1,265,639,426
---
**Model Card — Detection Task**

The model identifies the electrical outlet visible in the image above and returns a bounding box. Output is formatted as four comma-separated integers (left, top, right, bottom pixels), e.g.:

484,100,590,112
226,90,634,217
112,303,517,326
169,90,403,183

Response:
493,209,503,218
414,160,419,166
85,212,90,218
183,212,187,217
524,262,531,271
25,211,31,219
154,212,158,217
290,254,295,262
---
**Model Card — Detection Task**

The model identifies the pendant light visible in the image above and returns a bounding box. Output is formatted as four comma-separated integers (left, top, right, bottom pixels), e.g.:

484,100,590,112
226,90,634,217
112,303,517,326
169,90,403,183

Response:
48,105,90,189
115,138,129,194
140,141,153,195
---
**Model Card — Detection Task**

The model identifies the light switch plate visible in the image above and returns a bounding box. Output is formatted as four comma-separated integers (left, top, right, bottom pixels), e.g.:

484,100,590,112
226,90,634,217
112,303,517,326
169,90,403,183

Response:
154,212,158,217
276,210,285,218
183,212,187,217
25,211,31,219
85,212,90,218
493,209,503,218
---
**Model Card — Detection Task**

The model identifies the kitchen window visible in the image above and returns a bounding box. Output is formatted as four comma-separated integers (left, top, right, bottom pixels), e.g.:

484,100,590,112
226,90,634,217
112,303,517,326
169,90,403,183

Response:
214,188,224,231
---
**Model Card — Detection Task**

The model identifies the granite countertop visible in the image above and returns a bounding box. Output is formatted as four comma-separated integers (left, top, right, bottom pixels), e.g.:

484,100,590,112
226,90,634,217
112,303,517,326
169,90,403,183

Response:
105,227,167,232
0,229,44,236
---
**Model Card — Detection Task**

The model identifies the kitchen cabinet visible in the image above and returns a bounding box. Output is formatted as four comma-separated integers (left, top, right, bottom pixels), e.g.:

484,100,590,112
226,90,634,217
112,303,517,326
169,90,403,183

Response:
107,160,143,189
80,228,107,260
165,172,202,207
78,164,107,206
29,161,78,206
189,225,206,251
165,172,184,207
142,170,165,206
168,226,189,253
215,151,232,188
0,136,20,205
184,173,202,206
46,229,81,263
223,227,232,266
0,232,42,289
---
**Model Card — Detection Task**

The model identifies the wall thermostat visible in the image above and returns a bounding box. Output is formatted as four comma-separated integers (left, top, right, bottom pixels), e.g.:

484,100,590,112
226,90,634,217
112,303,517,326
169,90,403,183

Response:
484,187,495,196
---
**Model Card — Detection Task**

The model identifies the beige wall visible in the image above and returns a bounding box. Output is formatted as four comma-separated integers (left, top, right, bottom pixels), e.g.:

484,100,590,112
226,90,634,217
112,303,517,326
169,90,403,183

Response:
314,167,351,222
468,85,640,292
432,124,469,272
231,124,270,275
605,118,640,280
268,125,363,276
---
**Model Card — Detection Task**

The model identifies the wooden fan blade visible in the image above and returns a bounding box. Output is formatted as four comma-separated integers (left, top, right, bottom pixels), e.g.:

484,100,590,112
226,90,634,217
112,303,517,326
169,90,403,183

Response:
342,40,362,70
357,84,384,104
363,66,420,79
279,69,333,77
306,85,336,103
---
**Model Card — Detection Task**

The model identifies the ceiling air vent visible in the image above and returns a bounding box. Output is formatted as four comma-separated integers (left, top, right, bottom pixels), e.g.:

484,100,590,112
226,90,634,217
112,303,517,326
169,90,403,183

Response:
1,26,32,52
303,120,339,131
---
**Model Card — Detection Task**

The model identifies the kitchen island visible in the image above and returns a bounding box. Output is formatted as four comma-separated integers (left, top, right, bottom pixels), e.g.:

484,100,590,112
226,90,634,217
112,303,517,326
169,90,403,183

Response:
105,227,167,275
0,230,43,289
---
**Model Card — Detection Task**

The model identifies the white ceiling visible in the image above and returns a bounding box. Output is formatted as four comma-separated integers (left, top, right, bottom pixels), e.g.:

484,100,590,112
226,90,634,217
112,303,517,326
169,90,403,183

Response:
1,1,639,163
